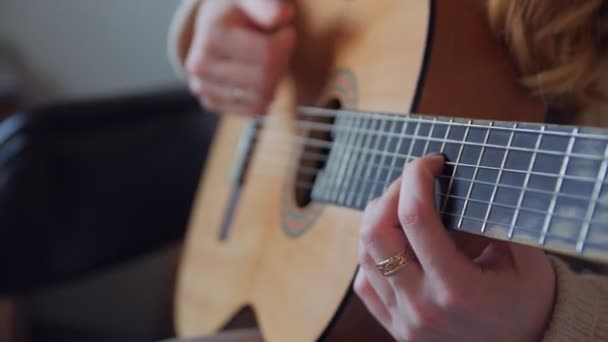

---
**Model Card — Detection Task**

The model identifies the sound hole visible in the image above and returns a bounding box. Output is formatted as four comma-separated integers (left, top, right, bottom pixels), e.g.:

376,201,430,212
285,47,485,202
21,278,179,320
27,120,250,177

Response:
294,99,341,207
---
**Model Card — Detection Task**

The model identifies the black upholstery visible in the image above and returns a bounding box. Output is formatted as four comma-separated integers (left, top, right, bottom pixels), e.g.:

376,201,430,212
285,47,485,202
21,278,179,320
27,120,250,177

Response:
0,89,218,293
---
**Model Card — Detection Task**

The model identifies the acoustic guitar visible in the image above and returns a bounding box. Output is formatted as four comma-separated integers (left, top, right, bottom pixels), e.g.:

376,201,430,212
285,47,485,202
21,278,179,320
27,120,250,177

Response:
175,0,608,341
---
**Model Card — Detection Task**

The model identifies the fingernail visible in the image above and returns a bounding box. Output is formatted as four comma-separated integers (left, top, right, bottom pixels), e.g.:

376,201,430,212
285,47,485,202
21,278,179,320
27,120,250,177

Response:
426,152,445,159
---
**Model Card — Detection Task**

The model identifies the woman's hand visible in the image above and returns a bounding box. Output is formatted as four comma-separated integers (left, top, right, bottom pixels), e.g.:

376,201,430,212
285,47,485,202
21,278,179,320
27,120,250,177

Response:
354,154,556,342
185,0,295,115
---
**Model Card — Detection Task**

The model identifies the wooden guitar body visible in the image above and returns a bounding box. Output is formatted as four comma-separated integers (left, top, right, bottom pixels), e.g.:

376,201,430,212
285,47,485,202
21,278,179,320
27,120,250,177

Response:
175,0,545,341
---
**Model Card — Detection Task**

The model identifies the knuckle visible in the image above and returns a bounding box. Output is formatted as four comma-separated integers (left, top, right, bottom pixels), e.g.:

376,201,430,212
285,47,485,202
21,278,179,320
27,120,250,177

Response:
359,221,379,247
197,58,214,77
186,54,212,77
361,198,383,226
394,324,417,342
409,301,441,332
207,25,225,48
397,199,423,229
436,284,468,310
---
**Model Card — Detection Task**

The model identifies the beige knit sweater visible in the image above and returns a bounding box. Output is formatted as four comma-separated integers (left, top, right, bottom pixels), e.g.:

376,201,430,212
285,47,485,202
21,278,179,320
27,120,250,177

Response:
168,1,608,341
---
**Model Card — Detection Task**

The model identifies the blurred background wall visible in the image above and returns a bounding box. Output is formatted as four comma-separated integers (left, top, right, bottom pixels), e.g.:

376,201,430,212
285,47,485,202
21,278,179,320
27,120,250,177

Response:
0,1,189,341
0,0,181,104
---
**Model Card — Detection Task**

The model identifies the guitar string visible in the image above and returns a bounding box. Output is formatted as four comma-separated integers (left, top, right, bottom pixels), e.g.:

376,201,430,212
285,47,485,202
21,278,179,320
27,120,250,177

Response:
272,140,595,203
247,171,602,248
253,156,607,227
228,108,608,250
251,129,608,186
295,106,608,142
248,133,607,205
254,117,608,162
291,159,593,203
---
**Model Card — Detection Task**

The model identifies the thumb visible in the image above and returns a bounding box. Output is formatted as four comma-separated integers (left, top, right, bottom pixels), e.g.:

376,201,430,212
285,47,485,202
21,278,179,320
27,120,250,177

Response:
238,0,295,30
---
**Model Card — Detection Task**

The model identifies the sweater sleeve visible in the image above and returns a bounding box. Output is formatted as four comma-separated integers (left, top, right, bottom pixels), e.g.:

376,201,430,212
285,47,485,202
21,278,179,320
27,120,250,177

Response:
168,0,202,78
541,256,608,341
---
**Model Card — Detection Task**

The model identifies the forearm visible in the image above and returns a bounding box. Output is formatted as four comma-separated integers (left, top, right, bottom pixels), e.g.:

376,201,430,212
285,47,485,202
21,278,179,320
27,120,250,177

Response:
541,256,608,341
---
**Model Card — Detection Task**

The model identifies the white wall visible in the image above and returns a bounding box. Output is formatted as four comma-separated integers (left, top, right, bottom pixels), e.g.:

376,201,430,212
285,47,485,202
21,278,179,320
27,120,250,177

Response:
0,0,182,103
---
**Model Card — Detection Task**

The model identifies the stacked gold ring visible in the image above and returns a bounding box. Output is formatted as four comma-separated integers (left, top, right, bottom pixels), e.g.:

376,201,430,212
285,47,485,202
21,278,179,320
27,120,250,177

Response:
376,249,415,276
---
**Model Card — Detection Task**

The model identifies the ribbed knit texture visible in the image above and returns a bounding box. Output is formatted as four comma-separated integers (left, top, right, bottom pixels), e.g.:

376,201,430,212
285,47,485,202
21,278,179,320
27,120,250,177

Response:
542,257,608,341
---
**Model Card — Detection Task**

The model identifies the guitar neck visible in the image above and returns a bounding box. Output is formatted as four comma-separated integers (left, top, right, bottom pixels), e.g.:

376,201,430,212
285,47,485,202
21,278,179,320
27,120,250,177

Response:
308,107,608,262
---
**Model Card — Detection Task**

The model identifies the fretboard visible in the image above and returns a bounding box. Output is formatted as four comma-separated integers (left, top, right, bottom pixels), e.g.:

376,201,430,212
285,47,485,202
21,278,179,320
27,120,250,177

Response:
307,107,608,262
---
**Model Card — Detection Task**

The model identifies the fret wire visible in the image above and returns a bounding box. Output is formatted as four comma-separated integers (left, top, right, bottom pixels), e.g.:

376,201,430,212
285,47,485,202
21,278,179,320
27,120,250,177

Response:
577,142,608,252
276,134,606,184
405,117,422,164
481,124,517,233
296,182,605,254
355,119,381,208
380,116,404,192
356,116,386,208
298,173,600,226
338,114,368,205
313,190,558,239
320,119,340,201
539,127,577,245
382,115,410,192
293,154,594,204
366,116,390,204
260,131,608,195
337,113,366,203
282,118,607,161
296,106,608,142
305,180,587,247
437,210,577,246
344,116,375,207
288,179,606,253
318,118,341,197
458,122,493,229
315,133,332,201
439,118,453,154
422,117,437,156
327,115,356,201
508,125,545,239
440,120,471,229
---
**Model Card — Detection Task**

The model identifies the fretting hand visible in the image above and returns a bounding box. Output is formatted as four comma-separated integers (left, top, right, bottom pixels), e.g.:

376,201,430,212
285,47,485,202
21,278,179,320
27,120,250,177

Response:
185,0,295,116
354,153,556,341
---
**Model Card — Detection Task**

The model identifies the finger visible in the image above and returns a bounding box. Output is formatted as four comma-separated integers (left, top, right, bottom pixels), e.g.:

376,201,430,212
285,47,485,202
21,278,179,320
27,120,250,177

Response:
398,154,474,284
190,56,266,91
360,181,423,292
189,77,256,105
353,267,391,327
207,24,295,66
238,0,295,29
189,78,260,116
358,250,397,308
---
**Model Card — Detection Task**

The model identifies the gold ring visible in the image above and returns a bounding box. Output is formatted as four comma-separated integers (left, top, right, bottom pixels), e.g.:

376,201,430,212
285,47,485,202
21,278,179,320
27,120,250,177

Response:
376,250,415,276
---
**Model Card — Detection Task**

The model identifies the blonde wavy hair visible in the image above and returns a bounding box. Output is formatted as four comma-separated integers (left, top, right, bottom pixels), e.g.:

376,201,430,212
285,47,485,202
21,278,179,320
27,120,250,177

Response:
487,0,608,112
